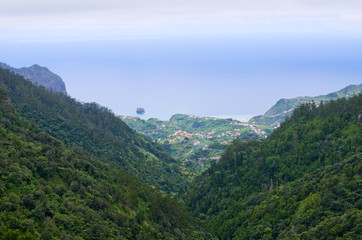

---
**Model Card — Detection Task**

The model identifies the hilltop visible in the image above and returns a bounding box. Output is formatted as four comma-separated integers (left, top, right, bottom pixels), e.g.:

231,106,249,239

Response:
249,84,361,127
0,62,67,93
120,114,269,173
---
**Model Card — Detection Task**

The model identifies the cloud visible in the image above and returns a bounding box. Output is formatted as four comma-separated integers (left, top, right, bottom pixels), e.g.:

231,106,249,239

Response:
1,0,361,40
2,0,361,16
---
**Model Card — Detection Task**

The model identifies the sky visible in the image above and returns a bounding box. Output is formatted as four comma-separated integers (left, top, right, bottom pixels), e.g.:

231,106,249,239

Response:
1,0,362,120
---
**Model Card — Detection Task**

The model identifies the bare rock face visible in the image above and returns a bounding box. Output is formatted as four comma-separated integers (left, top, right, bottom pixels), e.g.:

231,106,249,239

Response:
0,89,13,110
1,99,12,109
0,62,67,93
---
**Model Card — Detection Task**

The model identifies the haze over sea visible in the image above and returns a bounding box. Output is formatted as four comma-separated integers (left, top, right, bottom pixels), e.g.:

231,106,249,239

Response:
1,0,361,120
1,35,361,120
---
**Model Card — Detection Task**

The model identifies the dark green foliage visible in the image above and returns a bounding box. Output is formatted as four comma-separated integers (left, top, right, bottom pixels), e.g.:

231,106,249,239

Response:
0,89,212,239
0,67,186,194
2,64,361,239
183,95,362,239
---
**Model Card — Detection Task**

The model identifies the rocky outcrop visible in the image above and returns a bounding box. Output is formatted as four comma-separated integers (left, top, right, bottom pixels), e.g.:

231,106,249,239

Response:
0,62,66,93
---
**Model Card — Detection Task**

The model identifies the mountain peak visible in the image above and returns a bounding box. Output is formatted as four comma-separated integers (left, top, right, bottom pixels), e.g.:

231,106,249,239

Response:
29,64,44,69
0,62,67,93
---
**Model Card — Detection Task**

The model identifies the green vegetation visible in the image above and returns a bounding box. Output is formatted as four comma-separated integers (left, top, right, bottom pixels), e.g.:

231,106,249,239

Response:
121,114,268,174
183,95,362,239
249,84,362,127
1,65,361,239
122,85,361,176
0,67,187,194
0,86,212,239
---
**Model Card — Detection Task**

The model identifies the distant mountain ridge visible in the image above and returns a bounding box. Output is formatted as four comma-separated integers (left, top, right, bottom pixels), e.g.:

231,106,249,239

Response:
0,62,67,93
249,84,361,127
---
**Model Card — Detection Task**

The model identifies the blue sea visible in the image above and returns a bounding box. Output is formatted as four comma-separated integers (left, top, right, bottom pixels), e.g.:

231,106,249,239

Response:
1,35,361,120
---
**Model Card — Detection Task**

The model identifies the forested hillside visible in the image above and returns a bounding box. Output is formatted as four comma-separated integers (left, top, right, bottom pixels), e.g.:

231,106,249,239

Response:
0,67,187,194
183,95,362,239
1,65,361,239
0,89,212,239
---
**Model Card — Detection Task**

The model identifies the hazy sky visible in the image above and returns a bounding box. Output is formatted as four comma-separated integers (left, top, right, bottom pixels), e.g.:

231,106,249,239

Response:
1,0,361,120
2,0,362,40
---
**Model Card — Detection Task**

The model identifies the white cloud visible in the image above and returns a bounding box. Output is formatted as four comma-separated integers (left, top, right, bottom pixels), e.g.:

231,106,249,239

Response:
2,0,361,16
1,0,361,40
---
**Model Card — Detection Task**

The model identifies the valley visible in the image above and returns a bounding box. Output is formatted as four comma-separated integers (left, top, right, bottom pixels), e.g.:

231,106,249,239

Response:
0,64,361,239
120,114,269,173
120,84,361,174
2,0,362,238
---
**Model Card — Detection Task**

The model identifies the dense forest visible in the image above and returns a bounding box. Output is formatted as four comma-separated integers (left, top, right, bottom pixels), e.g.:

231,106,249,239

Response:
183,95,361,239
0,67,188,194
0,88,212,239
1,66,361,239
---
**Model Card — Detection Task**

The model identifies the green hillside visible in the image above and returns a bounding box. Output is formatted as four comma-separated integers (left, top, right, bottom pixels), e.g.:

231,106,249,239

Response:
249,84,362,127
183,94,362,239
2,63,361,239
0,67,186,194
120,114,269,174
0,89,212,239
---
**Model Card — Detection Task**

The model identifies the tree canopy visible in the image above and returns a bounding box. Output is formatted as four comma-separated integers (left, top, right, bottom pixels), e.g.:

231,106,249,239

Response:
183,94,362,239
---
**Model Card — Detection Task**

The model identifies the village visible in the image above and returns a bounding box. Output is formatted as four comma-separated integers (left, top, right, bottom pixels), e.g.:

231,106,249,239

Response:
120,114,268,172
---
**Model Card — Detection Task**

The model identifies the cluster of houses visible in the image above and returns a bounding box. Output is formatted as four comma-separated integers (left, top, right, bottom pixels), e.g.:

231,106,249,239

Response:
121,114,268,171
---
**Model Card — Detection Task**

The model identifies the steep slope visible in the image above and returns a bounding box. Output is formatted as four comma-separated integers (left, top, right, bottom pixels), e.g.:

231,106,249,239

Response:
121,114,267,173
249,84,361,127
183,95,362,239
0,67,186,194
0,62,66,93
0,89,212,239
